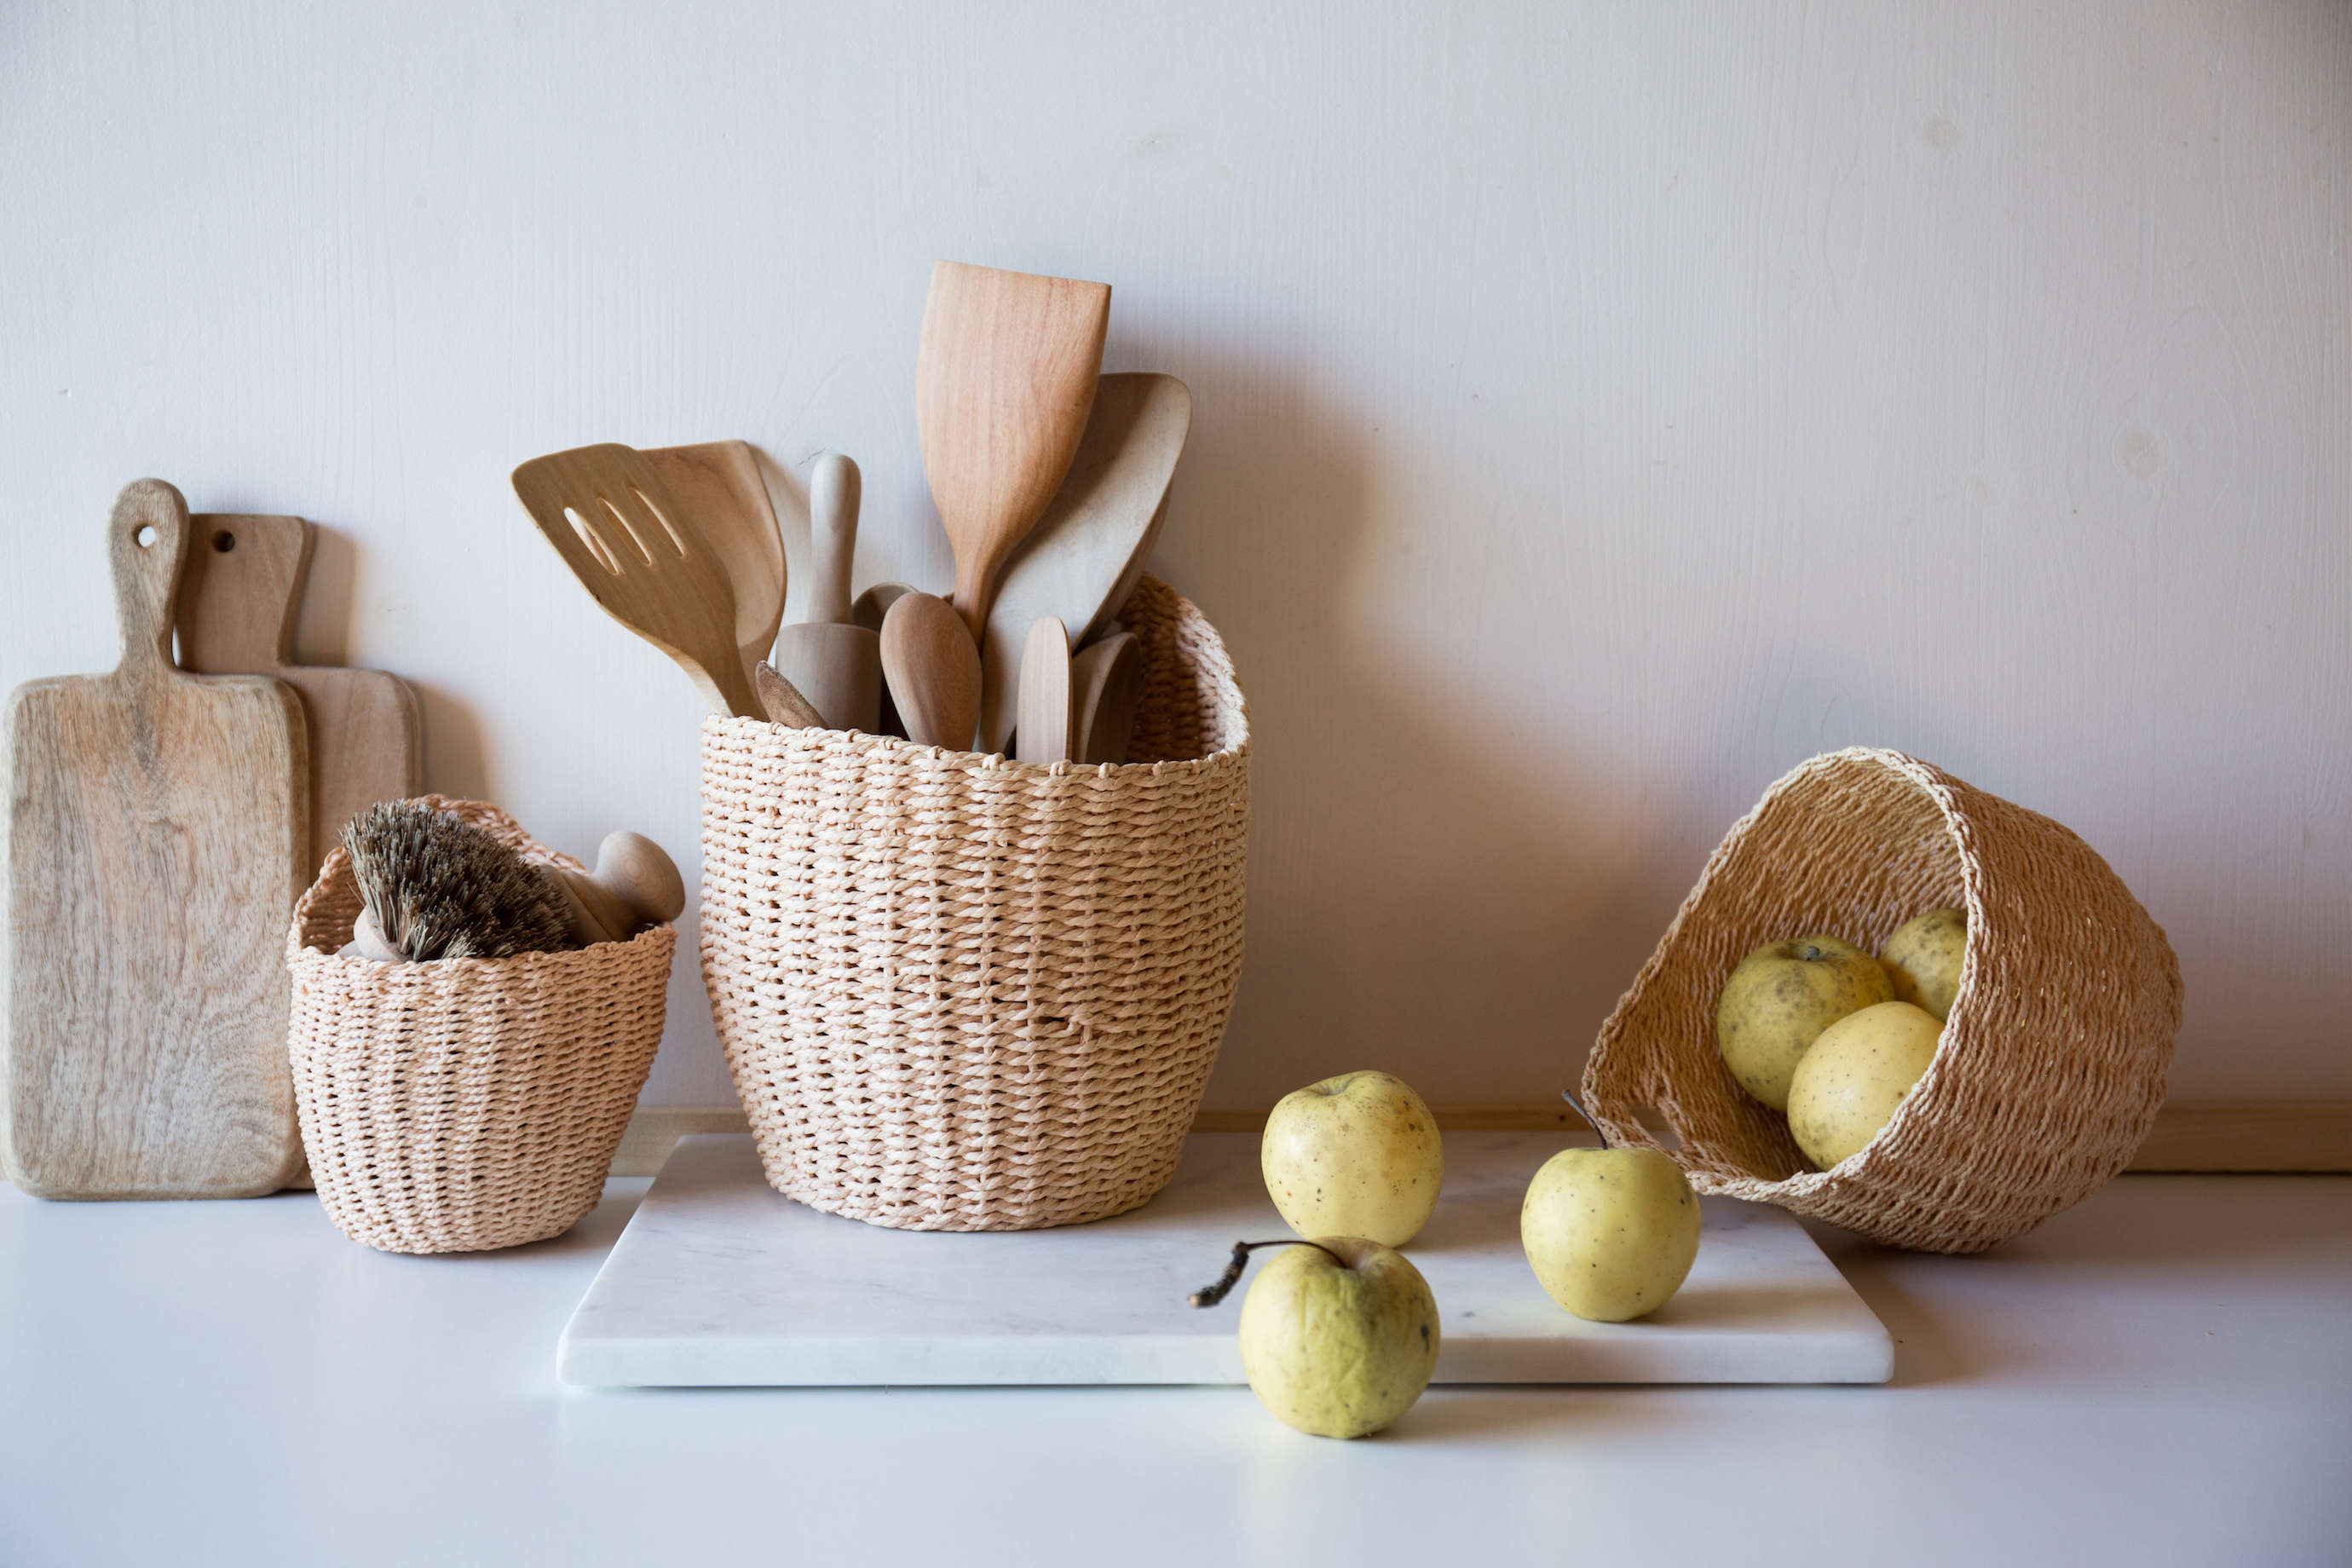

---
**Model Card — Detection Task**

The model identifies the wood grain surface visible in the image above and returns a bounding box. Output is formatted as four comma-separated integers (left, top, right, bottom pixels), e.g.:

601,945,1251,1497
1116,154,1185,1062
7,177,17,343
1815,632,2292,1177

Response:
2,481,308,1198
177,513,420,879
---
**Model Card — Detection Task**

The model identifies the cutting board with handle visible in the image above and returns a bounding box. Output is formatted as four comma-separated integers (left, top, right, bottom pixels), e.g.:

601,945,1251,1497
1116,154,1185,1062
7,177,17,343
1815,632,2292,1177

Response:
176,512,421,879
2,480,310,1198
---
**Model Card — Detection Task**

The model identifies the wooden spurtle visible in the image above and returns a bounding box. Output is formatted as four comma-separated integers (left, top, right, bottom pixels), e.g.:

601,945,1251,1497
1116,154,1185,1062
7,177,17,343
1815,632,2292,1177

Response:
977,372,1189,752
177,513,421,879
880,591,981,751
641,440,785,689
3,480,309,1198
1069,630,1144,765
754,660,826,728
768,453,881,732
1014,617,1073,764
511,443,759,718
916,260,1110,641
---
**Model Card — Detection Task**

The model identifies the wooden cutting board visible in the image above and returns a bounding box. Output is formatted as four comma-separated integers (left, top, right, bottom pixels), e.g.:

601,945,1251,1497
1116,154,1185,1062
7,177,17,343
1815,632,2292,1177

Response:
176,512,421,879
1,481,310,1198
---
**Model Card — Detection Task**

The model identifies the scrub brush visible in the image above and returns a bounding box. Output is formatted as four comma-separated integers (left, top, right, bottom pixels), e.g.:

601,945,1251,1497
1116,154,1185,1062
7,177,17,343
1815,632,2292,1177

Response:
342,801,577,960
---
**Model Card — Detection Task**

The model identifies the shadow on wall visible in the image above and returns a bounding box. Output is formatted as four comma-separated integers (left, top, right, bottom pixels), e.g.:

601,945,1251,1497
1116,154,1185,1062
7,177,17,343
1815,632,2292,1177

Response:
1151,345,1705,1110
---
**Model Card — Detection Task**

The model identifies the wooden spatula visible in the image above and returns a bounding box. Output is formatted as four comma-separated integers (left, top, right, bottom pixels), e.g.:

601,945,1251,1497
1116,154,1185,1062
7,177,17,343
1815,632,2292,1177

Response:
916,260,1110,641
1014,617,1073,764
641,441,785,690
1070,629,1144,765
768,453,881,731
511,443,760,718
880,591,981,751
977,372,1189,752
3,480,309,1198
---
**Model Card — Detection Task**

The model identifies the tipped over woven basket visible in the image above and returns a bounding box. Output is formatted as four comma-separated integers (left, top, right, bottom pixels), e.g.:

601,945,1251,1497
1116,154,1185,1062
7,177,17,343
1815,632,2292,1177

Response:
286,798,674,1254
1583,748,2182,1254
700,574,1249,1232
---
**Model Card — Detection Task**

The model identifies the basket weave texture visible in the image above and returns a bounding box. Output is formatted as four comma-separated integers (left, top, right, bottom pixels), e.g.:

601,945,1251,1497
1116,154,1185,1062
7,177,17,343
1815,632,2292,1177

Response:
1583,748,2182,1254
285,798,673,1254
700,574,1249,1231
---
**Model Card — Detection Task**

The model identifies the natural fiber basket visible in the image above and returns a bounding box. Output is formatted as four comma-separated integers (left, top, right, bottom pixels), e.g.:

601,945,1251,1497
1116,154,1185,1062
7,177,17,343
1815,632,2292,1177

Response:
285,797,673,1254
1583,748,2181,1254
700,574,1249,1231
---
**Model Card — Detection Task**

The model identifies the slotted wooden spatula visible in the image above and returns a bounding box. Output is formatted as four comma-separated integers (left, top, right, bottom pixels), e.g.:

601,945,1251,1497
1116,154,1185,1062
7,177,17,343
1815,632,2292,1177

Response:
640,440,785,689
917,261,1110,640
512,443,761,718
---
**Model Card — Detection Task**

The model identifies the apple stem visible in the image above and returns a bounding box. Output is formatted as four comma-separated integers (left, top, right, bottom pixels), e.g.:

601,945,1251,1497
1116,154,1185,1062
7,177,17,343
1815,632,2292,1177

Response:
1559,1088,1611,1149
1187,1239,1347,1308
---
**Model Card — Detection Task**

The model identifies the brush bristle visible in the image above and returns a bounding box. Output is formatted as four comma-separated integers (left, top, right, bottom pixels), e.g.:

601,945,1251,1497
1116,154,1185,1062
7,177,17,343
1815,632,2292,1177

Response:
342,802,576,960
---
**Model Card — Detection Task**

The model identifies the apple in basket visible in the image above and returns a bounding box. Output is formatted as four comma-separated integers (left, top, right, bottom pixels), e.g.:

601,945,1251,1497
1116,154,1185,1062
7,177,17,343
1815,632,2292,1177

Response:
1187,1237,1440,1438
1881,907,1969,1022
1715,935,1894,1110
1260,1070,1444,1247
1786,1000,1942,1168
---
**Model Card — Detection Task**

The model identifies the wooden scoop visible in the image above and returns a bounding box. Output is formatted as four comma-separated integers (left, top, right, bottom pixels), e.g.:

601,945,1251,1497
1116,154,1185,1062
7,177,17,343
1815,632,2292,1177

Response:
640,441,784,689
880,591,981,751
916,260,1110,641
768,453,881,731
977,373,1189,752
512,443,760,718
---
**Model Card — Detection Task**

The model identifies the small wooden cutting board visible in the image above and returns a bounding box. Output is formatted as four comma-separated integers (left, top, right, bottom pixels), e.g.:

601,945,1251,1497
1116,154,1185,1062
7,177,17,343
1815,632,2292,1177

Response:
176,512,421,879
2,481,310,1198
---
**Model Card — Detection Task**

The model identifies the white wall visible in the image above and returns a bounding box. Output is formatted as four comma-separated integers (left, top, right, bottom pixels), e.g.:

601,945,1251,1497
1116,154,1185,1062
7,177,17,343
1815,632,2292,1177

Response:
3,1,2345,1109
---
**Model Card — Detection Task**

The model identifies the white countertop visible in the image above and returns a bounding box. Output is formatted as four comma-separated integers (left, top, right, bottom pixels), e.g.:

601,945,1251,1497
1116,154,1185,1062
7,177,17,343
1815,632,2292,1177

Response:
3,1171,2347,1567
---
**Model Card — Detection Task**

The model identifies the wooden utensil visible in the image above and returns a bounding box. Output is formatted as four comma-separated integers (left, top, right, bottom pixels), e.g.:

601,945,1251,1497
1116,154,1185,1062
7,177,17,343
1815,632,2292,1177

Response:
768,453,881,732
1069,630,1144,765
641,440,785,688
753,661,826,728
879,591,981,751
852,583,916,738
546,831,685,947
176,513,421,879
511,443,760,718
1014,617,1073,765
2,480,309,1198
916,260,1110,640
977,373,1189,752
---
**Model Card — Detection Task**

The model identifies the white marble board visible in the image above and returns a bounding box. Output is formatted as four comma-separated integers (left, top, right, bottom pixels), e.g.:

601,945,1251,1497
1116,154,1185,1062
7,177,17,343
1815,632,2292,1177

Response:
558,1131,1893,1387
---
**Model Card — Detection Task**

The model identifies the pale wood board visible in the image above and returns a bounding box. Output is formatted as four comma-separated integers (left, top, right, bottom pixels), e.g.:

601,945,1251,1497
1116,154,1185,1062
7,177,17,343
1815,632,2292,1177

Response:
915,260,1110,638
1,481,309,1198
511,444,759,718
977,373,1189,752
604,1102,2352,1179
177,513,420,879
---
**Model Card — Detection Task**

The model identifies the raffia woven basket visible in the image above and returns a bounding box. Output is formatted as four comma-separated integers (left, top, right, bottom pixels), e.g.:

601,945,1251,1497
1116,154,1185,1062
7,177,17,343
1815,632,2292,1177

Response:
285,798,674,1254
700,574,1249,1232
1583,748,2182,1254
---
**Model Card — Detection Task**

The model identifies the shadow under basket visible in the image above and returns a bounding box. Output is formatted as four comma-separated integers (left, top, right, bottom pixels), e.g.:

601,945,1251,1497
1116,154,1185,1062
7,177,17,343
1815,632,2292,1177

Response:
285,797,674,1254
700,574,1251,1232
1583,748,2182,1254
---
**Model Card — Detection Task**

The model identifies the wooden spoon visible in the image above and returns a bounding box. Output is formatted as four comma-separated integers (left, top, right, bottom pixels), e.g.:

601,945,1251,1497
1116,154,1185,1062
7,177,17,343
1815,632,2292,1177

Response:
641,440,784,689
880,591,981,751
976,373,1189,752
512,444,759,718
754,660,826,728
1070,630,1144,765
916,260,1110,641
1014,617,1072,764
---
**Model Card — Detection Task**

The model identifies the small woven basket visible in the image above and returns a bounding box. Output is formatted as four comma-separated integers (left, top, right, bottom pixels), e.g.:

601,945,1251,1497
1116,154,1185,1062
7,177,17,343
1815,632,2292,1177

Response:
700,574,1250,1231
1583,748,2182,1254
285,797,673,1254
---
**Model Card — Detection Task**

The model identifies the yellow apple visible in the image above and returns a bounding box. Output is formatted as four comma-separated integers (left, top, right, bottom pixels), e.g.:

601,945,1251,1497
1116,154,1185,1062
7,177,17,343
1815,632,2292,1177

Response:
1881,907,1969,1021
1785,1000,1942,1168
1261,1070,1443,1247
1235,1237,1440,1438
1715,935,1894,1110
1521,1143,1701,1322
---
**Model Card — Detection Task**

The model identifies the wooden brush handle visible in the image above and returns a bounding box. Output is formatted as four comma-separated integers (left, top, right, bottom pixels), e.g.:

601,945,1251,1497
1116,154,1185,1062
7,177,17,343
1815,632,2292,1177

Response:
553,832,685,944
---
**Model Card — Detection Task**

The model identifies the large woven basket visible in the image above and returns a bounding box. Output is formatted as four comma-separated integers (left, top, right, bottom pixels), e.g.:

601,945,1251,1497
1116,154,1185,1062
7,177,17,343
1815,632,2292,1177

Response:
700,574,1249,1231
1583,748,2182,1254
285,798,673,1254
